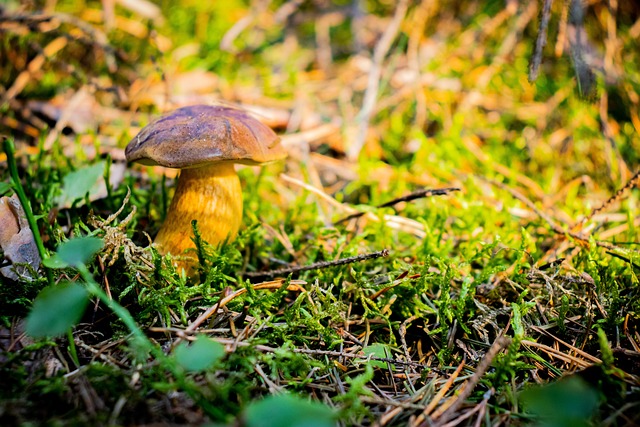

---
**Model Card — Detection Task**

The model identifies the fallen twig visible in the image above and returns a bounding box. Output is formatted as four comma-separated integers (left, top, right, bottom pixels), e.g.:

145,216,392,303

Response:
245,249,389,279
573,169,640,230
529,0,553,82
483,176,625,252
167,333,430,369
335,187,460,225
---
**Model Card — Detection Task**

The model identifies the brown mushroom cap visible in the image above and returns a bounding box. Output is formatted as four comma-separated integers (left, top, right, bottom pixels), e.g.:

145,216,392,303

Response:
125,105,287,168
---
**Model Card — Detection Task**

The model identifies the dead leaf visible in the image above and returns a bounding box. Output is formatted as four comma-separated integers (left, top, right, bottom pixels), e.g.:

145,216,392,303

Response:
0,195,41,281
117,0,164,22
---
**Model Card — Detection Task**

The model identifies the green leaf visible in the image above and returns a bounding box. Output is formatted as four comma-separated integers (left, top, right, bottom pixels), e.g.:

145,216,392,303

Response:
244,394,336,427
25,282,89,337
520,376,599,427
56,236,104,268
362,343,393,369
597,327,614,367
0,182,11,196
42,254,69,269
54,162,105,209
174,335,225,372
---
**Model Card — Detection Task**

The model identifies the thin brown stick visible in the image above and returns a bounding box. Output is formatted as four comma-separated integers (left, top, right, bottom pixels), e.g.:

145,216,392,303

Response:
529,0,553,82
483,176,622,252
167,332,430,368
573,169,640,229
296,347,428,368
245,249,389,279
254,363,282,393
399,315,419,369
361,396,425,411
335,187,461,225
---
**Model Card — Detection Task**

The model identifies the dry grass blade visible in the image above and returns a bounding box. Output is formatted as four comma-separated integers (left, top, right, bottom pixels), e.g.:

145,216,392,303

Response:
3,37,68,103
291,347,425,368
458,1,536,112
280,123,341,149
280,173,359,215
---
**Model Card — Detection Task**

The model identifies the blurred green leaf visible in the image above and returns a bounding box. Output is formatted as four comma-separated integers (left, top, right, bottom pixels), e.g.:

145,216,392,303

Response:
244,394,336,427
54,162,105,209
25,282,89,337
362,343,393,369
597,327,615,367
52,236,104,268
174,335,225,372
0,182,11,196
520,376,599,427
42,254,69,269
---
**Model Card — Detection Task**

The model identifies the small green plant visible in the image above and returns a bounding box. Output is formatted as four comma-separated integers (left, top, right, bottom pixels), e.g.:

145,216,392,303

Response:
174,335,225,372
243,394,336,427
520,376,600,427
3,138,52,285
25,282,89,338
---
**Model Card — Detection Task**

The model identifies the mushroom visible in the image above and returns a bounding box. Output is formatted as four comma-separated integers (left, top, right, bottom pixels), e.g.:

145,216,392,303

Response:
126,104,287,268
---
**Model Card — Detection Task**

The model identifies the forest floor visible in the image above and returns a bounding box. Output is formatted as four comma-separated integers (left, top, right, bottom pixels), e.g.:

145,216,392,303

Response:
1,1,640,426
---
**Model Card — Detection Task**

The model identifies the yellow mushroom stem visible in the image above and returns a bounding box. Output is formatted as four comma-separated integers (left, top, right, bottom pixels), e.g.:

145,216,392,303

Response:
154,162,242,268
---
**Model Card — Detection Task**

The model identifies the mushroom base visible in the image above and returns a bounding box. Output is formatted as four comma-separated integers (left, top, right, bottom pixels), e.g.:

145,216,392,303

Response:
154,162,242,270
